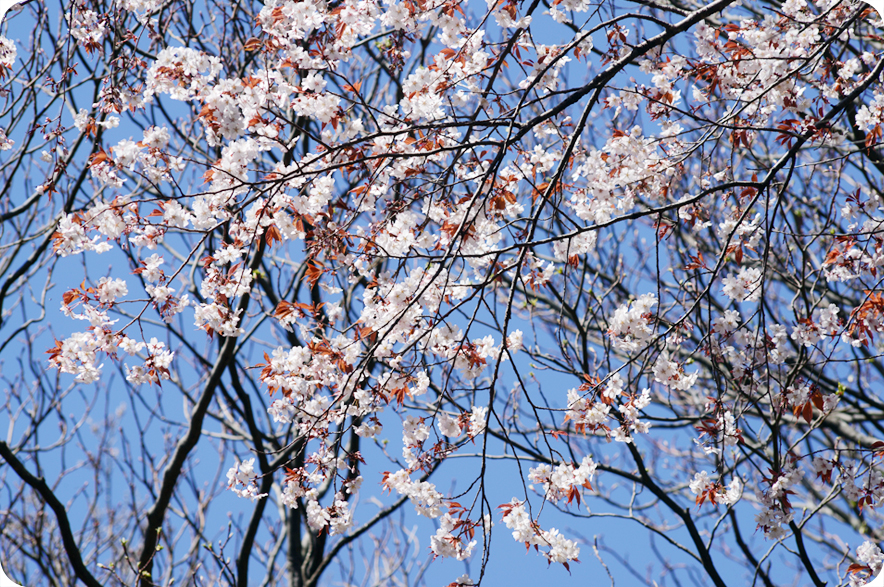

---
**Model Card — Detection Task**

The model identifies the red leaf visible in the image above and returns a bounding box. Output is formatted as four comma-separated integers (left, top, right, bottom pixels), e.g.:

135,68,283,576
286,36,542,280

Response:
265,224,282,248
343,80,363,94
244,37,263,51
305,260,324,287
802,402,813,424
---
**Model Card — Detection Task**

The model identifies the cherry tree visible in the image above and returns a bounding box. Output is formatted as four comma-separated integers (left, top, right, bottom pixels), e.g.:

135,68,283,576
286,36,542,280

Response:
2,0,884,585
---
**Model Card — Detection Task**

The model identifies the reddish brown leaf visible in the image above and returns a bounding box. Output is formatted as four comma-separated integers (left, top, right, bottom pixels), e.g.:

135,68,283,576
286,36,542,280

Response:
244,37,263,51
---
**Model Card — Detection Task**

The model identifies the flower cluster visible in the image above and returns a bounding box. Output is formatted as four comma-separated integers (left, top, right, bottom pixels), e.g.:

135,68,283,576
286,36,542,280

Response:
499,499,580,566
382,470,445,519
790,303,841,347
430,513,479,561
569,127,674,226
721,267,762,303
614,387,653,442
653,354,698,392
307,493,353,535
0,35,15,76
48,273,176,386
754,462,804,540
278,451,362,536
847,540,884,587
226,458,266,501
564,387,611,436
688,471,742,507
145,47,222,101
607,293,657,352
67,8,106,51
528,456,597,505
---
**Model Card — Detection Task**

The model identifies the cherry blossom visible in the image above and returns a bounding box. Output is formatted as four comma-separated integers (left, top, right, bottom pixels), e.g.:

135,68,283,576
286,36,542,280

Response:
14,0,884,584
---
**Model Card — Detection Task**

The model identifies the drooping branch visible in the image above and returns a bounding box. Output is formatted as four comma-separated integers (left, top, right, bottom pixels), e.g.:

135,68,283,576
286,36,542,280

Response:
0,441,104,587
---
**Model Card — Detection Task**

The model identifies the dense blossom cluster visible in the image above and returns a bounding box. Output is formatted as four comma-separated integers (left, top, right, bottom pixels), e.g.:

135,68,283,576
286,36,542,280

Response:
528,456,597,504
0,35,15,87
227,458,267,501
753,462,804,540
688,471,742,506
850,541,884,587
499,499,581,566
607,294,658,352
67,8,106,50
